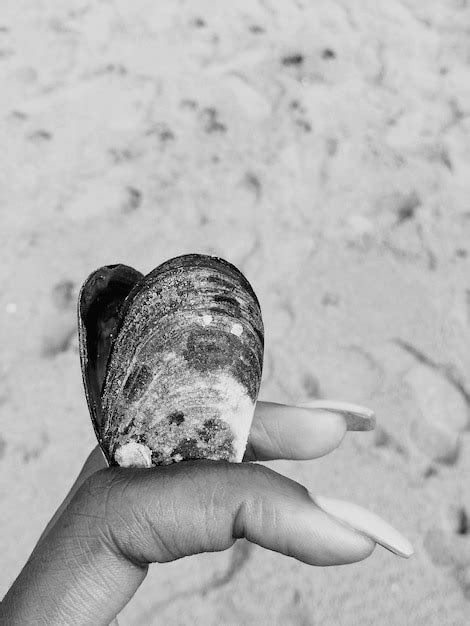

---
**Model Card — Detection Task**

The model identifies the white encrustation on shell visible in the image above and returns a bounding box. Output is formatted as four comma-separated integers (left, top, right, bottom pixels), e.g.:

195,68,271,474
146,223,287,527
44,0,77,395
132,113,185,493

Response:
115,441,153,468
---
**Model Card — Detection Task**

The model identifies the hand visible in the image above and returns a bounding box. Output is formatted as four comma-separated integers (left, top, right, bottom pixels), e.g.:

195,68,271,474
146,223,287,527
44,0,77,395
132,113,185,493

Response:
0,401,413,625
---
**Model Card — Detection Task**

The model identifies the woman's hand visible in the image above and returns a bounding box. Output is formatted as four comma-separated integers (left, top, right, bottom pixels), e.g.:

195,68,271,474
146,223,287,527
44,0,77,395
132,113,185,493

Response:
0,401,413,626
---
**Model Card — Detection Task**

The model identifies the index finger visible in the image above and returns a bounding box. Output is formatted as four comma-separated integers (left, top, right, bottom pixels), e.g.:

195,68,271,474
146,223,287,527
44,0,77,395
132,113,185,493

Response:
38,399,375,542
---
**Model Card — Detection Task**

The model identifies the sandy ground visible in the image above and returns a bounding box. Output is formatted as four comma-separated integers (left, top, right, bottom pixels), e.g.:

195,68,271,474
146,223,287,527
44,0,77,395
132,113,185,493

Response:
1,1,470,624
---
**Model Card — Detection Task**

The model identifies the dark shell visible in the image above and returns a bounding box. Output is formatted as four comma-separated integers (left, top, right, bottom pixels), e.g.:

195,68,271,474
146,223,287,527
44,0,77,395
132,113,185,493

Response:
78,264,143,457
78,254,264,467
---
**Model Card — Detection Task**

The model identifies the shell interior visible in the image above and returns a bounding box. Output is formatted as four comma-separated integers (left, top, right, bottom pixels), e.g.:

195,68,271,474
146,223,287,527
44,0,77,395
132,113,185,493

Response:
78,264,143,452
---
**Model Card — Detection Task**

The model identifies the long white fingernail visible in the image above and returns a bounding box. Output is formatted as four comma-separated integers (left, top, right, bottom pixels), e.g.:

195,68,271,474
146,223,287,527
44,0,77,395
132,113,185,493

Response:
309,494,414,558
298,400,376,431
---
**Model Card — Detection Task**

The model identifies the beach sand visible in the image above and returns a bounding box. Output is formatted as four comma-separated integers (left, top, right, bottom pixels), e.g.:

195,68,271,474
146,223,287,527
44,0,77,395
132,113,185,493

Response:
0,1,469,624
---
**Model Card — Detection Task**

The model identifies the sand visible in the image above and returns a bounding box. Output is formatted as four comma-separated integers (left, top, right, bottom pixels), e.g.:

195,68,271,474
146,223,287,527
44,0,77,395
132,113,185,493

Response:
0,1,469,624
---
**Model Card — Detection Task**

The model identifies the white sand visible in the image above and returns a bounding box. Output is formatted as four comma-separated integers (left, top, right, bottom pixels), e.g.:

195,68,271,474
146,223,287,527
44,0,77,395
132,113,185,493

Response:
1,1,469,624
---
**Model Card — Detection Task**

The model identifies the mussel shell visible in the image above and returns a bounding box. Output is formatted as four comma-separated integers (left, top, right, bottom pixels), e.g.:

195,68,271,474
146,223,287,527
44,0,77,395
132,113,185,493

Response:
79,254,264,467
78,264,143,455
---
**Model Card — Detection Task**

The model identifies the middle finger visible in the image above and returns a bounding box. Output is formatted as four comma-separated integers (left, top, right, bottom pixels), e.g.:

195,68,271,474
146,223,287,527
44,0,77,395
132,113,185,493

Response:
243,400,375,462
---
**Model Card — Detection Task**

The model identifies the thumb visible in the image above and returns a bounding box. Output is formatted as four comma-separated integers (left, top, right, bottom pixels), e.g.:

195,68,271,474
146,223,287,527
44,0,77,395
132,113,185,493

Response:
1,462,374,626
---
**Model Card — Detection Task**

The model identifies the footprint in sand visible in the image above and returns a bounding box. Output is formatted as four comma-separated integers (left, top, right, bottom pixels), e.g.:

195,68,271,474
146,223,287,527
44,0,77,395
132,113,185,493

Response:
424,504,470,599
403,359,469,468
41,279,78,357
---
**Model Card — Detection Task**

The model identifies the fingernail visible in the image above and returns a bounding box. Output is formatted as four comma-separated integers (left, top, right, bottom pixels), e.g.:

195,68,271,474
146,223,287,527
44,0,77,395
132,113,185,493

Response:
297,400,376,432
309,494,414,558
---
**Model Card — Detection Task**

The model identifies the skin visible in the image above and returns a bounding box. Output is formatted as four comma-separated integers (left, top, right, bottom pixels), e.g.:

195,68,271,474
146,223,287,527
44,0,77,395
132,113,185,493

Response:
0,401,376,625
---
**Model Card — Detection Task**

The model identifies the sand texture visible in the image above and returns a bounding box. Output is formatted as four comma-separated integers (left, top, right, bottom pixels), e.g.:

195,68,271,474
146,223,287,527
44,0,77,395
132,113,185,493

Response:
1,1,469,624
